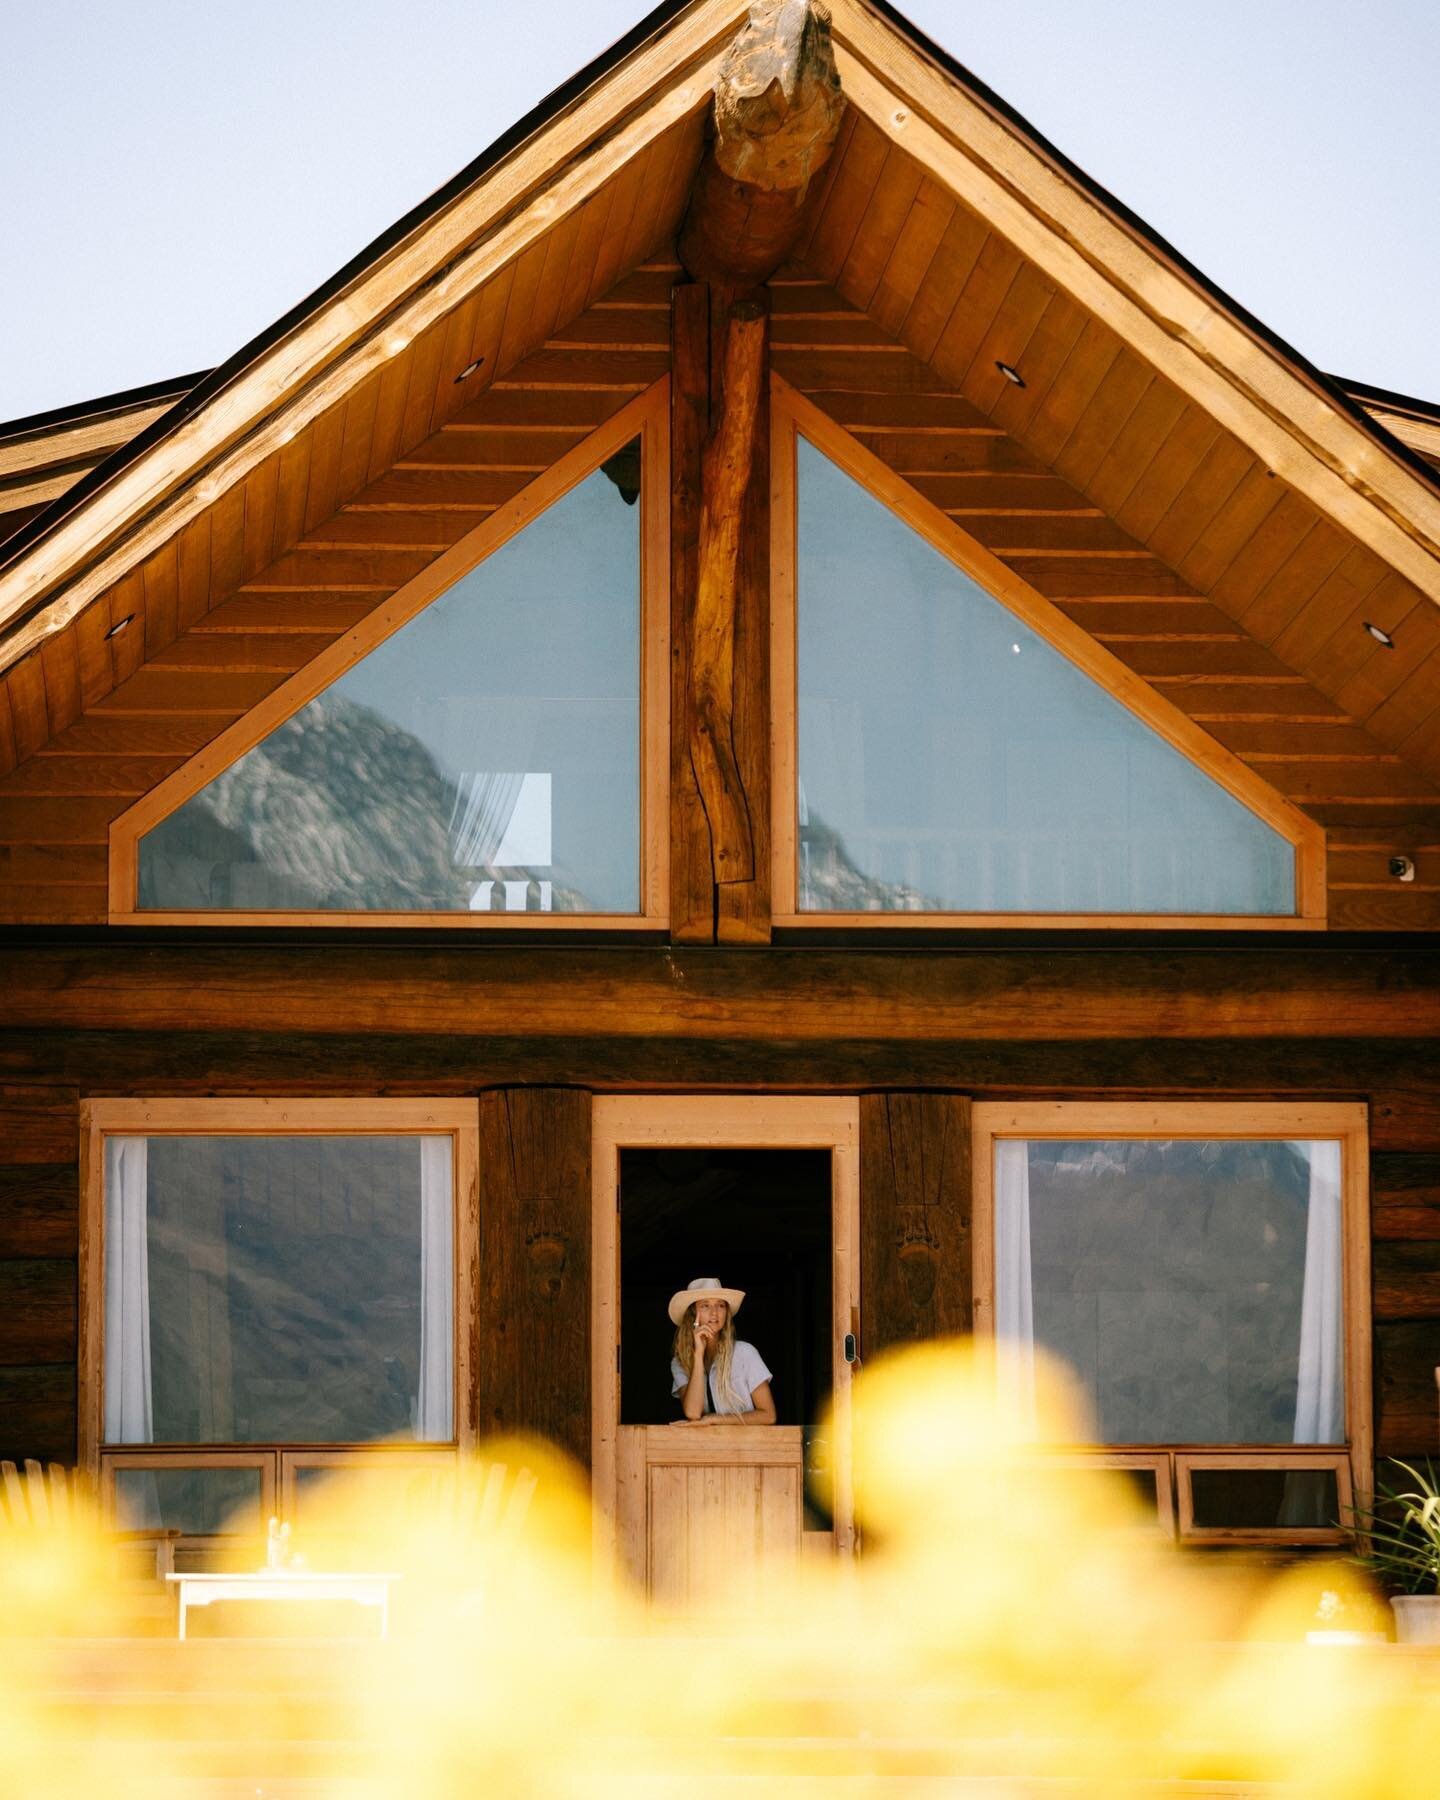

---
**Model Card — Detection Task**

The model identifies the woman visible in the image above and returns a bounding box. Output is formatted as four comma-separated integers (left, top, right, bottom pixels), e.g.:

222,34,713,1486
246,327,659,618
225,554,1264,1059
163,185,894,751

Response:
669,1276,776,1425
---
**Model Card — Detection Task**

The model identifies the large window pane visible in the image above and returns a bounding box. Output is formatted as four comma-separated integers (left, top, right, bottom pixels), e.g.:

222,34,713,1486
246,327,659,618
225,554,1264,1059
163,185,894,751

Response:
795,438,1295,913
138,449,642,913
104,1136,454,1445
994,1139,1344,1444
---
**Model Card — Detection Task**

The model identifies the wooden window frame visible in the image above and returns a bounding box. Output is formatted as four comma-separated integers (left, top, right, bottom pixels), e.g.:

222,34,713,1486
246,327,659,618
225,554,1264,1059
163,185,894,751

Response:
971,1102,1372,1539
769,378,1327,930
101,1448,277,1547
80,1098,480,1477
1176,1451,1354,1547
1031,1451,1175,1536
280,1446,459,1523
590,1096,862,1568
107,383,671,929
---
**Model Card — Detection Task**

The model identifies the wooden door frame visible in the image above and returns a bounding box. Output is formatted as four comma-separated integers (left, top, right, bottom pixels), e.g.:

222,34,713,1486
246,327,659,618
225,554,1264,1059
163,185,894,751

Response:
591,1095,861,1568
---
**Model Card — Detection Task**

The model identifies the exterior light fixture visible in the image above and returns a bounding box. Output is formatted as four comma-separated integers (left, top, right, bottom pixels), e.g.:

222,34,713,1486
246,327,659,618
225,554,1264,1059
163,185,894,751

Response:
1364,621,1396,648
1390,856,1417,883
455,357,485,383
105,614,134,640
996,361,1025,388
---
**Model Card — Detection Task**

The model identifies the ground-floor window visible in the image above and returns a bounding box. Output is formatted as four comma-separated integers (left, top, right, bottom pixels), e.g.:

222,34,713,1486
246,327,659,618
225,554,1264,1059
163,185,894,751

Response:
82,1100,476,1547
972,1103,1370,1544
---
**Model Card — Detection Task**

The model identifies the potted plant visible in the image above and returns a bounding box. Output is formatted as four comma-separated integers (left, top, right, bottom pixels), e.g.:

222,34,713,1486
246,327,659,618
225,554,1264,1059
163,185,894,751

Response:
1353,1459,1440,1644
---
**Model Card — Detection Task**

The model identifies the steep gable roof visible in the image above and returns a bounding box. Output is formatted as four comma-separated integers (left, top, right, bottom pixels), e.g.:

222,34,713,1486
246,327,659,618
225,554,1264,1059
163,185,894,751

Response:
2,0,1438,930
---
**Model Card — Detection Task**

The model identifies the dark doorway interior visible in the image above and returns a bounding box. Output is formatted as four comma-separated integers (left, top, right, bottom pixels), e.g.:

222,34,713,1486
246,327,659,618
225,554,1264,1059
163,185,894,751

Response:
619,1148,832,1430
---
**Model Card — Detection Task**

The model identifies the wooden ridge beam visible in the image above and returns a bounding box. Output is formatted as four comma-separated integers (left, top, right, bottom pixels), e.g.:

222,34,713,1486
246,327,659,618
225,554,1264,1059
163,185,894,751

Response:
3,944,1439,1041
679,1,845,284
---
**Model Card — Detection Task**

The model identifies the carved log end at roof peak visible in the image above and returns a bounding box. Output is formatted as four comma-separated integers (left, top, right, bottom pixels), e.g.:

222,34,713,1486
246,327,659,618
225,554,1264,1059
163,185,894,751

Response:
713,0,845,193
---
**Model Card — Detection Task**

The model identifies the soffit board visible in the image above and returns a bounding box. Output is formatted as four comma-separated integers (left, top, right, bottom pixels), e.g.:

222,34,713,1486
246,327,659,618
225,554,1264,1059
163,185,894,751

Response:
0,0,739,674
824,0,1440,557
769,266,1440,932
0,92,709,781
799,75,1440,795
0,262,678,925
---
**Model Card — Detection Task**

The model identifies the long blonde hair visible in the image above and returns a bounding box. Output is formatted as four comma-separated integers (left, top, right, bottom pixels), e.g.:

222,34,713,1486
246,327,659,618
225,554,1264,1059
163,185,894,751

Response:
673,1304,741,1412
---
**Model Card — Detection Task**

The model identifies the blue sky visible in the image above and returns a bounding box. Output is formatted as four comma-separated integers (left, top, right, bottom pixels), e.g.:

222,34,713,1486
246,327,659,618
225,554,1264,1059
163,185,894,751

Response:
2,1,1437,420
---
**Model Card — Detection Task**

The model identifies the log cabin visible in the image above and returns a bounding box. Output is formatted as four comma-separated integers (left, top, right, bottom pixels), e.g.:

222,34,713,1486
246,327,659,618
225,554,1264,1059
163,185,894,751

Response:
1,0,1438,1602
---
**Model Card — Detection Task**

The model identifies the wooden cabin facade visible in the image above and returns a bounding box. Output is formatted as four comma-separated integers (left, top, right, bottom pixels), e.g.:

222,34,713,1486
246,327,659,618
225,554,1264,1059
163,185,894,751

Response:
1,0,1438,1593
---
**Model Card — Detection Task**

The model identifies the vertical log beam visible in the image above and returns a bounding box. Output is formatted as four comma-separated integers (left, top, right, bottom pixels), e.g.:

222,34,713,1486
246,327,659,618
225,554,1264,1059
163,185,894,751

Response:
860,1094,972,1358
670,284,772,942
693,303,763,889
476,1088,591,1465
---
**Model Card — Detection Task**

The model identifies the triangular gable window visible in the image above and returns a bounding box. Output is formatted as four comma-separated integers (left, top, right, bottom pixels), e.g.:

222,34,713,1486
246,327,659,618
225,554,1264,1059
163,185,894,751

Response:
129,410,661,919
787,430,1305,919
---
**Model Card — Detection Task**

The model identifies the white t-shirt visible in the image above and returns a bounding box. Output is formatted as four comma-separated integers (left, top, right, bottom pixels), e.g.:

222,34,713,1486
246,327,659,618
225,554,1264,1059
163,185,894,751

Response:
670,1339,773,1415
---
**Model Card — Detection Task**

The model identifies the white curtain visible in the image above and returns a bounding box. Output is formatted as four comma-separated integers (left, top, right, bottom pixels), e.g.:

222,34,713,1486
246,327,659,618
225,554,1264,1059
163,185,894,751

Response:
416,1137,454,1441
1292,1139,1344,1443
103,1136,153,1444
449,772,524,869
994,1140,1036,1428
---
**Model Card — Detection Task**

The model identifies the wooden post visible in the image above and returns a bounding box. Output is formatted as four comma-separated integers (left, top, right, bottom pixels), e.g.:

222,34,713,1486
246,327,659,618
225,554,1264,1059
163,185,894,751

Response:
476,1089,591,1465
859,1094,972,1358
670,284,772,943
678,1,845,285
693,302,763,890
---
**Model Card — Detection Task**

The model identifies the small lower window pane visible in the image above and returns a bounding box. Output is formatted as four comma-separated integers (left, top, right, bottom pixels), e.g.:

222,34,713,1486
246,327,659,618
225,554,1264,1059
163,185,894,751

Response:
115,1466,262,1535
289,1461,446,1519
1080,1467,1159,1511
1189,1467,1339,1530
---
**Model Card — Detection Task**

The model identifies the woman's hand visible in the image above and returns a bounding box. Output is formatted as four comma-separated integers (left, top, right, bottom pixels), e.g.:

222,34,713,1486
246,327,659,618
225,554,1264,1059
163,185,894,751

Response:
692,1324,716,1368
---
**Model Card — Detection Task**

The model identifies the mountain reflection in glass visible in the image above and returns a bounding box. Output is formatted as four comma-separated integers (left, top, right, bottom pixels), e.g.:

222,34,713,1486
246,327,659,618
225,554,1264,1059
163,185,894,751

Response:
795,438,1295,914
138,446,642,912
106,1135,452,1445
1001,1139,1342,1445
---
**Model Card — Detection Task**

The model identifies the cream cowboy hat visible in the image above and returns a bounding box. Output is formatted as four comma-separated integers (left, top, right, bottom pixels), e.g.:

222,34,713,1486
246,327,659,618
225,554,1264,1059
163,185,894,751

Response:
667,1275,745,1327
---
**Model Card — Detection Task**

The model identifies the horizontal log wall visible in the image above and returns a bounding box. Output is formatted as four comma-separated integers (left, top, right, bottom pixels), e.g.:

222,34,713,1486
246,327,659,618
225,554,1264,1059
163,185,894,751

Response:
1371,1152,1440,1461
0,942,1434,1467
0,1086,79,1463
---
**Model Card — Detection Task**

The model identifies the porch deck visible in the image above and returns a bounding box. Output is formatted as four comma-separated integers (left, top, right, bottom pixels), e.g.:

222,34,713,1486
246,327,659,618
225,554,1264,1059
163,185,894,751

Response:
9,1634,1439,1796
